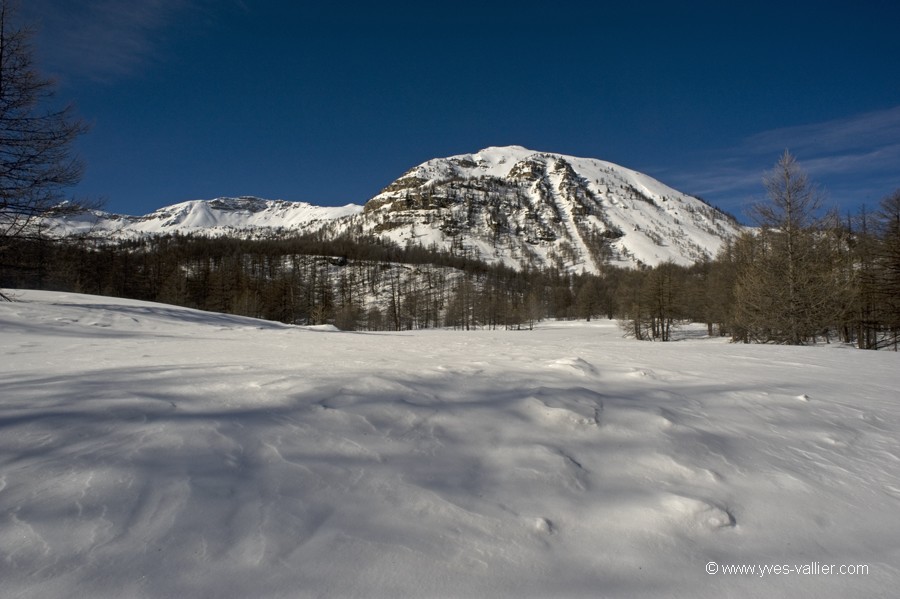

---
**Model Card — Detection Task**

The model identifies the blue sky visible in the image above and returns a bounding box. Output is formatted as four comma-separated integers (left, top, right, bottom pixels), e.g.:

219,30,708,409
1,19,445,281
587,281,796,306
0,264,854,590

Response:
23,1,900,222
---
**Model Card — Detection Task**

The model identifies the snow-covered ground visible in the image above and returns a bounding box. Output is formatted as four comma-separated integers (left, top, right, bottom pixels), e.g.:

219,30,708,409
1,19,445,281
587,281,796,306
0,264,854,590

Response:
2,290,898,598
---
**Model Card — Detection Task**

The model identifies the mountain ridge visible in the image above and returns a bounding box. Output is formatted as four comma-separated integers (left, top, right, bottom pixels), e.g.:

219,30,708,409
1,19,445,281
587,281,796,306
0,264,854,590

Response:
346,146,743,270
45,146,744,271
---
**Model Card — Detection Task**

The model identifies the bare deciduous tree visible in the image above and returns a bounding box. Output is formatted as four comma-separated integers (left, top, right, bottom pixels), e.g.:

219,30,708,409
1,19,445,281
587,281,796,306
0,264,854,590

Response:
734,151,845,344
0,0,89,299
874,190,900,348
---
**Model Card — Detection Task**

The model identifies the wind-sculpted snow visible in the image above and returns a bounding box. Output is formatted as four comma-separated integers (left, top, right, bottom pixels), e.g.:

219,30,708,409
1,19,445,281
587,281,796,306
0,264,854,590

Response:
1,291,899,598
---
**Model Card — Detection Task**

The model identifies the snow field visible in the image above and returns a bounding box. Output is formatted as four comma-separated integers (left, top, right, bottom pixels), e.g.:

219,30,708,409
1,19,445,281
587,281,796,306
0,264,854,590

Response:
1,291,899,598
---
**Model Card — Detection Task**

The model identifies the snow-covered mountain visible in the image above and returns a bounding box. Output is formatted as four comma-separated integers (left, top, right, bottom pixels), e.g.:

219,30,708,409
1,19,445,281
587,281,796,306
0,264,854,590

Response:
348,146,742,270
47,146,744,271
46,196,363,239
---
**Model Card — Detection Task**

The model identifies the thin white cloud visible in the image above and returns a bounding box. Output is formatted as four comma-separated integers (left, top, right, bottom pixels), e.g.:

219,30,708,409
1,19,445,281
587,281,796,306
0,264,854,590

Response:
743,106,900,157
658,106,900,215
799,144,900,177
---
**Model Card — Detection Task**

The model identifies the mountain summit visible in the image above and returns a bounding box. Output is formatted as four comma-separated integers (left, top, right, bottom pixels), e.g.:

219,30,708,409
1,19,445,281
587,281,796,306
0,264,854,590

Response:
349,146,742,270
46,146,742,271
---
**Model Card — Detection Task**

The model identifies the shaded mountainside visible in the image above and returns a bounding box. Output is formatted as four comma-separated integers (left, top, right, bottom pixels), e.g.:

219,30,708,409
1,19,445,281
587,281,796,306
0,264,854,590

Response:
45,146,743,271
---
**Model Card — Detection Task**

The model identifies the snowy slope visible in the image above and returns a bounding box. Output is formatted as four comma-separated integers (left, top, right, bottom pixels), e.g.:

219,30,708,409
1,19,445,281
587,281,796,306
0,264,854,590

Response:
43,148,743,271
353,146,743,270
2,291,898,598
45,196,363,238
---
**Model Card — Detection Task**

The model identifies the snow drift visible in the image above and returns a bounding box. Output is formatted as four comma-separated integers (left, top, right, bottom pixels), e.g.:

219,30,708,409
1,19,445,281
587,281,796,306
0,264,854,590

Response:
1,291,898,598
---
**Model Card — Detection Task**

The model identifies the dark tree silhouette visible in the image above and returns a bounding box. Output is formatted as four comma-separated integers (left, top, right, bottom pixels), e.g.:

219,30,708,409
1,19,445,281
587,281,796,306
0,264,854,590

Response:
0,0,89,300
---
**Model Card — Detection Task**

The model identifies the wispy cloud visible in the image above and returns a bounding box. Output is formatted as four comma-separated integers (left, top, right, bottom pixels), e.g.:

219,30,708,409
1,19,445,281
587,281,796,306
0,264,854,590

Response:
23,0,242,83
743,106,900,158
659,106,900,217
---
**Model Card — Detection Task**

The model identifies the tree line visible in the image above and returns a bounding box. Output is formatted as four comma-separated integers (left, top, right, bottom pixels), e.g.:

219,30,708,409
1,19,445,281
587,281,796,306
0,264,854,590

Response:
3,154,898,347
1,155,897,347
616,153,900,349
2,1,898,346
0,231,611,330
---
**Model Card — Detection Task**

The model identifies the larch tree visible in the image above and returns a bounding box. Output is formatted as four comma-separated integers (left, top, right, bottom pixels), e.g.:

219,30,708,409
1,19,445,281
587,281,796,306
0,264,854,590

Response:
734,151,845,344
0,0,89,300
874,189,900,347
851,205,882,349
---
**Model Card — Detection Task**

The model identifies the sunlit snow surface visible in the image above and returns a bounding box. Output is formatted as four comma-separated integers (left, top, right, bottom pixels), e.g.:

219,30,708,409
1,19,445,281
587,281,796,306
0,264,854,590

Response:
2,291,899,598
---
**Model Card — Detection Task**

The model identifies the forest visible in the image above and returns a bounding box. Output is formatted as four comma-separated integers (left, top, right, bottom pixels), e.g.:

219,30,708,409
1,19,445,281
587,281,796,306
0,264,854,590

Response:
3,179,898,349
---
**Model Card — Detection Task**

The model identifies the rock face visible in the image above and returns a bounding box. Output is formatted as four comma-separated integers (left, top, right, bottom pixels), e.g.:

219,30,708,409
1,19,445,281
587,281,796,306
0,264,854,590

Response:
45,146,743,272
349,146,742,271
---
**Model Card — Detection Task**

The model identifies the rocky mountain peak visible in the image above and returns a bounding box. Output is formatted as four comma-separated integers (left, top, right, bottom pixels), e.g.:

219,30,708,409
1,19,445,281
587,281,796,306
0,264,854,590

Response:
354,147,742,271
43,147,743,273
